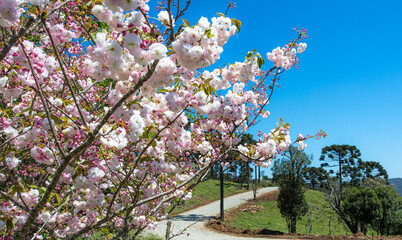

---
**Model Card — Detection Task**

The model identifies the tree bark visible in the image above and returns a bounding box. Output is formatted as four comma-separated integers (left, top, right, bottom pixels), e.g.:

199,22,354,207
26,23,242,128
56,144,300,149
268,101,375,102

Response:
338,152,343,193
246,164,250,190
210,166,214,179
290,216,297,233
329,217,332,235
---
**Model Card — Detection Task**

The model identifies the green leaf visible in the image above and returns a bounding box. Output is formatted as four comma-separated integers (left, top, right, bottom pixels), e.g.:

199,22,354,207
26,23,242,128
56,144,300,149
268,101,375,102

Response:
9,185,23,195
14,107,31,117
255,52,265,65
204,78,213,84
6,218,14,232
257,57,263,68
63,99,72,106
60,117,69,124
96,21,109,31
182,19,190,28
231,18,242,34
39,187,47,194
72,165,85,180
97,78,115,88
167,50,176,56
55,193,62,205
8,186,16,195
50,114,63,125
245,49,257,60
211,86,216,95
205,29,214,38
3,107,13,118
158,88,169,93
216,12,226,17
141,126,154,139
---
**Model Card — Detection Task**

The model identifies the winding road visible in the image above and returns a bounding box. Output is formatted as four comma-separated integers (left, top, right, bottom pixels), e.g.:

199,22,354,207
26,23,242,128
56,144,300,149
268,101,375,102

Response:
149,187,280,240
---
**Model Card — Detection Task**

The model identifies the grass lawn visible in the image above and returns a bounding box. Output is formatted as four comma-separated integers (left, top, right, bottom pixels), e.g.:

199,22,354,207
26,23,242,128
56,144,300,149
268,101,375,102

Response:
137,233,163,240
169,179,250,215
227,189,353,235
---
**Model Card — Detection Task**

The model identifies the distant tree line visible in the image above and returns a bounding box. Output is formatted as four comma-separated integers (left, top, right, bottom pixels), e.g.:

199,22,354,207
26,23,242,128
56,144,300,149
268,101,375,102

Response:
389,178,402,196
206,133,260,189
272,144,402,236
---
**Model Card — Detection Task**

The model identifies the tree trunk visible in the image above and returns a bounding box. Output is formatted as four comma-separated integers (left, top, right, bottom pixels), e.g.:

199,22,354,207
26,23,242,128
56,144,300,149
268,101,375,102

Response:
290,216,297,233
329,217,332,235
338,152,343,193
380,216,385,235
220,164,224,221
240,163,243,187
210,165,214,179
254,165,258,188
330,203,359,234
361,224,367,236
234,165,237,182
246,165,250,190
165,221,172,240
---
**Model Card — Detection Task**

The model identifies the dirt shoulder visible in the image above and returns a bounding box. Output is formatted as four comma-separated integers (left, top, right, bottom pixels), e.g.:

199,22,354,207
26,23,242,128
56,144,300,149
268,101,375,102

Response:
205,191,402,240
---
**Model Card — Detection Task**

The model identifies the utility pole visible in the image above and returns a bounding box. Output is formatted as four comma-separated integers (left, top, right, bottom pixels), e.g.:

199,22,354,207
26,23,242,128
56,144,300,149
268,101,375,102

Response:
220,163,224,221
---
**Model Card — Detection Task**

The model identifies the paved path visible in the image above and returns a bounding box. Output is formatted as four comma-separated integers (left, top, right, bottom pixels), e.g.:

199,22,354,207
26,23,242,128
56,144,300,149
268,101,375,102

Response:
148,187,281,240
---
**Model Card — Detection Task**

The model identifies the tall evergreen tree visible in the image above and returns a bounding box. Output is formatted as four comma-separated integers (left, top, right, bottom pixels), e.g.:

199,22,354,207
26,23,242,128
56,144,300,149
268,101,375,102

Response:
320,145,362,192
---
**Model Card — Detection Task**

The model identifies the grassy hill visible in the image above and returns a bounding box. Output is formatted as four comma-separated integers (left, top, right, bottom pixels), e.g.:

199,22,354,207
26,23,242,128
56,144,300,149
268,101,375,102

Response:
226,189,353,235
389,178,402,196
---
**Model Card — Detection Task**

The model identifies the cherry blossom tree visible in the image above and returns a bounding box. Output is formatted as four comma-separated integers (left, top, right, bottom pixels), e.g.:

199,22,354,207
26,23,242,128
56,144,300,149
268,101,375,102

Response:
0,0,323,239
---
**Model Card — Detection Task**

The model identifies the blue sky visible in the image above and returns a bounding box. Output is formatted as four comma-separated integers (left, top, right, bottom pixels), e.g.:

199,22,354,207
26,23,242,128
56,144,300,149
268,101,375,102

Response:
150,1,402,178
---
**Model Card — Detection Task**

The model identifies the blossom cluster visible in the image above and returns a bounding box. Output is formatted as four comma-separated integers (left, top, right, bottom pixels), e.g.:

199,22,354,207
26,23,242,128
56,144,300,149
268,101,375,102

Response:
266,42,307,70
172,16,237,71
0,0,313,238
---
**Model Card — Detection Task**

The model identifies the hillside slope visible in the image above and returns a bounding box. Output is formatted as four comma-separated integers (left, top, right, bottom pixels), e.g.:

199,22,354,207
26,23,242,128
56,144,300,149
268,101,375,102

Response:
226,189,351,235
389,178,402,196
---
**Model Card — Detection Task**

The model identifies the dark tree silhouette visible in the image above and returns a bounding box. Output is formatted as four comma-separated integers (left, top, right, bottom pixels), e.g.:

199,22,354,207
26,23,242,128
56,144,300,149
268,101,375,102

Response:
302,166,329,189
373,185,402,236
320,145,361,192
341,186,382,234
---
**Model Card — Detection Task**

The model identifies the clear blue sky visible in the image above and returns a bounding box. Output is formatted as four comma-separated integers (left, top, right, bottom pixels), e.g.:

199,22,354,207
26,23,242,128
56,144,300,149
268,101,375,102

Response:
150,1,402,178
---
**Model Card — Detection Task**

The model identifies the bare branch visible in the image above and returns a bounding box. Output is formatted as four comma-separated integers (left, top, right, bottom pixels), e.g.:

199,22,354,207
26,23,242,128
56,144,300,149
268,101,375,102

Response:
40,17,88,127
0,16,34,62
20,43,66,159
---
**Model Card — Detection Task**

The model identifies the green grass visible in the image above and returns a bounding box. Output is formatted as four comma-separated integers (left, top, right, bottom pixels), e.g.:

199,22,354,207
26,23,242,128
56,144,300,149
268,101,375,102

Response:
169,179,249,215
137,233,163,240
227,189,353,235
